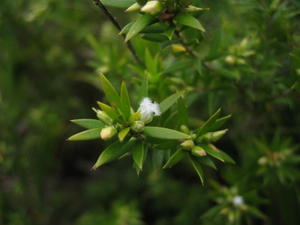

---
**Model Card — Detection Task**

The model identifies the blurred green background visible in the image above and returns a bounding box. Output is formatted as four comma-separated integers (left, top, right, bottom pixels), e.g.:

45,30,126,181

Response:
1,0,300,225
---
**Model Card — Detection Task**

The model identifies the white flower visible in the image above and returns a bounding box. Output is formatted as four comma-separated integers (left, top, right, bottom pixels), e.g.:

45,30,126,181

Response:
138,97,161,123
232,195,244,206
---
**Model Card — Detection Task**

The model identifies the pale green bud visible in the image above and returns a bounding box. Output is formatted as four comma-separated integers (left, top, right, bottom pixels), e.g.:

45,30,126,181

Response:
125,3,141,13
131,120,145,132
191,146,207,157
180,140,194,150
225,55,236,64
184,5,210,12
129,112,142,123
180,125,190,133
258,156,268,165
95,110,112,125
100,126,117,140
141,1,162,15
198,129,228,143
171,44,186,52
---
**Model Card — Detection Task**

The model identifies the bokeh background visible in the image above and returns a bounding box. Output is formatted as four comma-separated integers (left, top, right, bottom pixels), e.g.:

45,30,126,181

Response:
1,0,300,225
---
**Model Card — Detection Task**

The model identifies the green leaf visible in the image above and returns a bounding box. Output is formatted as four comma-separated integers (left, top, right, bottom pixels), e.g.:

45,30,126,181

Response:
101,0,135,8
174,13,206,32
141,33,169,42
201,144,235,164
144,126,190,140
145,49,158,75
97,101,119,120
119,22,133,35
125,14,155,42
199,157,217,170
152,149,166,169
132,141,145,171
70,119,104,129
99,74,120,106
201,205,223,219
196,108,221,136
163,149,186,169
164,60,191,74
118,127,130,142
67,128,101,141
140,75,149,99
210,115,231,131
247,206,267,220
188,155,205,185
177,97,188,126
141,22,168,33
160,93,181,114
92,138,136,169
120,82,131,118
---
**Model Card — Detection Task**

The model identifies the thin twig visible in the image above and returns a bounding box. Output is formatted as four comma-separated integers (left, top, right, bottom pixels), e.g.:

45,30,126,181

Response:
92,0,143,65
174,29,198,57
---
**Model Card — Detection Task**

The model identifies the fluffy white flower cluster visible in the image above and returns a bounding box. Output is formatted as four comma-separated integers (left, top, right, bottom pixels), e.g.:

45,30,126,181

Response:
138,97,161,123
232,195,244,206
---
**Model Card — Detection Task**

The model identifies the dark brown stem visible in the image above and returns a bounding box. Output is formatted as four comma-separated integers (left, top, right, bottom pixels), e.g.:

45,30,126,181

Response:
174,29,198,57
92,0,143,65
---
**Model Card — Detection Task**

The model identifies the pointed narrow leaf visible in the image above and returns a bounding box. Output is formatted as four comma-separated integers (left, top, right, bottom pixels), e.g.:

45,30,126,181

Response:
140,75,149,99
160,93,181,114
119,22,133,35
201,144,235,164
145,49,157,75
163,149,186,169
174,13,205,32
97,101,119,120
92,138,136,169
142,22,168,33
120,82,131,118
196,108,221,136
199,157,217,170
202,205,224,219
118,127,130,142
125,14,154,42
132,141,145,171
99,74,120,106
68,128,101,141
188,155,205,184
247,206,267,220
142,33,169,42
101,0,135,8
144,126,190,140
210,115,231,130
177,97,188,126
70,119,104,129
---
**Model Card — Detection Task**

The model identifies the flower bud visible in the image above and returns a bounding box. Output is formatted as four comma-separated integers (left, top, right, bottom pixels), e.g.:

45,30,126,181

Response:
225,55,235,64
125,3,141,13
198,129,228,143
100,126,117,140
131,120,145,132
184,5,209,12
180,140,194,150
180,125,190,133
129,112,142,123
191,146,207,157
171,44,186,52
141,1,162,15
258,156,267,165
96,110,113,125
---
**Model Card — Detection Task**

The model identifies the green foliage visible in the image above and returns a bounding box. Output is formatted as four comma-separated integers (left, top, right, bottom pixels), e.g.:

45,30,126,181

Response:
69,74,231,181
1,0,300,224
